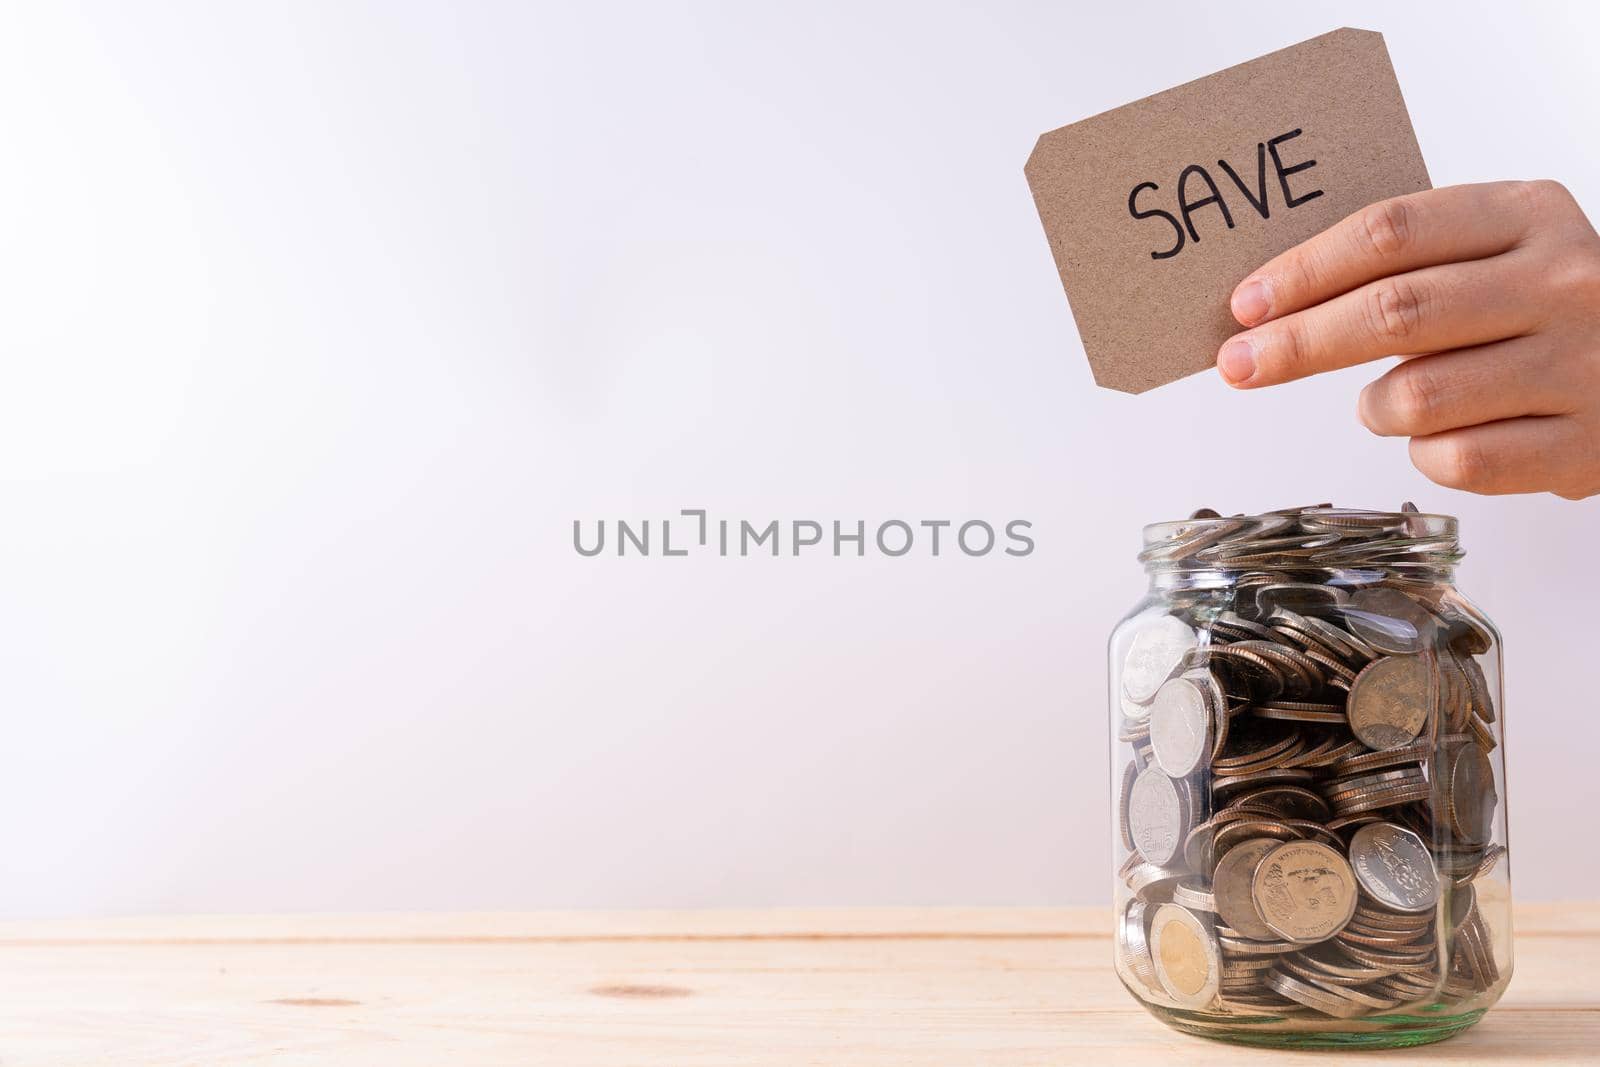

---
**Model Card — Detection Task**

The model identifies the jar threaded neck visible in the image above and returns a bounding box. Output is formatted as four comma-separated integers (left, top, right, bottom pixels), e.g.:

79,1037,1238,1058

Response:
1140,507,1461,577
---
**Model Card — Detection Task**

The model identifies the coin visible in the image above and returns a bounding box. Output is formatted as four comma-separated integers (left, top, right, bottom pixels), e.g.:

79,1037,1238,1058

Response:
1118,900,1163,994
1122,615,1198,705
1348,822,1440,914
1118,760,1139,851
1279,610,1375,667
1211,838,1280,940
1253,703,1347,725
1212,611,1281,644
1348,656,1433,750
1255,582,1347,618
1294,944,1394,981
1474,843,1508,880
1182,819,1217,873
1244,642,1322,696
1446,743,1498,846
1150,675,1212,778
1353,903,1433,931
1128,767,1191,867
1213,731,1299,771
1221,956,1279,976
1173,878,1217,913
1457,654,1495,723
1212,767,1312,798
1301,648,1357,685
1125,861,1185,903
1146,515,1250,563
1251,841,1358,944
1203,644,1287,701
1196,670,1232,761
1307,976,1397,1011
1343,588,1435,655
1331,781,1432,815
1264,968,1366,1018
1330,740,1432,775
1457,911,1500,987
1445,610,1496,657
1232,783,1332,819
1467,713,1498,753
1150,904,1221,1008
1279,820,1345,850
1219,931,1299,955
1211,817,1297,857
1324,768,1427,799
1119,688,1152,721
1291,738,1366,769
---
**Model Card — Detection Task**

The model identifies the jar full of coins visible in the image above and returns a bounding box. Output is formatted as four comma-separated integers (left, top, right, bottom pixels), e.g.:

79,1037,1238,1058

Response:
1111,505,1509,1049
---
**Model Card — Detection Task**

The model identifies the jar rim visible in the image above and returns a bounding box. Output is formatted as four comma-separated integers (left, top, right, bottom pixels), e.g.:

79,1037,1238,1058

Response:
1139,506,1462,573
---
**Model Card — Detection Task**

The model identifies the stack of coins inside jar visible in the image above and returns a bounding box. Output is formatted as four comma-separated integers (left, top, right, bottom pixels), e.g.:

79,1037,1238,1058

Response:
1114,505,1507,1026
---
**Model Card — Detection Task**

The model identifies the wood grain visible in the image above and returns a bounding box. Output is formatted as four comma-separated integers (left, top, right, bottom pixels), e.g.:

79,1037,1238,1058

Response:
2,904,1594,1065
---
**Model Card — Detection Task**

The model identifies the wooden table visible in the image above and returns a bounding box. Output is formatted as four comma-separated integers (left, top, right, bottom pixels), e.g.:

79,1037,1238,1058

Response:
3,904,1594,1065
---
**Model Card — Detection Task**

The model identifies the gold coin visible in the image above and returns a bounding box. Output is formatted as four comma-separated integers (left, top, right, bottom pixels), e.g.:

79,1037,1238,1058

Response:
1150,904,1221,1008
1211,837,1280,941
1348,655,1433,750
1250,841,1357,944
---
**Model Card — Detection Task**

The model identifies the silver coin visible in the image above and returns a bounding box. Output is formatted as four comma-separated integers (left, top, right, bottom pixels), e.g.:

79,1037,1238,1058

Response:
1264,968,1369,1018
1149,675,1211,778
1172,877,1217,913
1118,899,1163,994
1120,688,1153,721
1128,766,1190,868
1125,861,1186,903
1348,822,1440,913
1121,615,1198,705
1118,760,1139,852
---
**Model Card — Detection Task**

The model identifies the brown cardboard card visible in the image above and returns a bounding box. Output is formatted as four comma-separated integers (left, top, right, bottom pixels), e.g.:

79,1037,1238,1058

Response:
1025,28,1430,394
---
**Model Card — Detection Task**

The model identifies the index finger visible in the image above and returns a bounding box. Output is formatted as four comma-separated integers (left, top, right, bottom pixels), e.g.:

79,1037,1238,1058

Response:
1229,182,1538,327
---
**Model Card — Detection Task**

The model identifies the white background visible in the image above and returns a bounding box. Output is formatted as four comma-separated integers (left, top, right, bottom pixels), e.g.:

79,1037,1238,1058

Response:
1,1,1596,918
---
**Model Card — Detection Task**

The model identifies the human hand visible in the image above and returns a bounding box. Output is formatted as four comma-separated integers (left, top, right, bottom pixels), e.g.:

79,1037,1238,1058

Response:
1216,181,1600,500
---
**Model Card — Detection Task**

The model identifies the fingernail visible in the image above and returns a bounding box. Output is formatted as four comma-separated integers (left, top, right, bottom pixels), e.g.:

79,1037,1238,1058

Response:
1231,278,1272,326
1357,384,1376,429
1217,337,1257,385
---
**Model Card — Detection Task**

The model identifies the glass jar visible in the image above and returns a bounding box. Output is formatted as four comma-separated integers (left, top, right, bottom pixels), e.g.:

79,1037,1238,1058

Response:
1110,506,1510,1049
